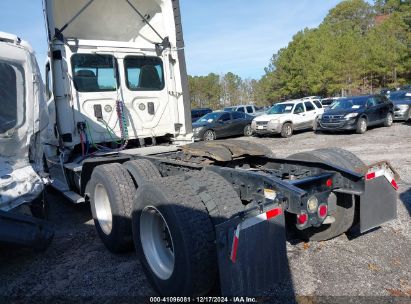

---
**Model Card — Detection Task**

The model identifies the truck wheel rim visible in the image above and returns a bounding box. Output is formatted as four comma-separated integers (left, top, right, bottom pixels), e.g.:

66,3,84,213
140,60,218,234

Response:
94,184,113,235
140,206,175,280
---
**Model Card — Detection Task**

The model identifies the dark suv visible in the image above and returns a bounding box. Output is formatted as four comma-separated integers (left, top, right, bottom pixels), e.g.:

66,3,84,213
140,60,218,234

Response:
318,95,394,134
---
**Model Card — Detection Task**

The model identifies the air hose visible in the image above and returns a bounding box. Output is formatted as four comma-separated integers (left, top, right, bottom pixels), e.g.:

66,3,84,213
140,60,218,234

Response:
116,99,129,150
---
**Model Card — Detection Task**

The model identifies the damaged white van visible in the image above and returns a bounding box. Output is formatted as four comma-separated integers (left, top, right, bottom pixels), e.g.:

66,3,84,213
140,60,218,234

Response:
0,32,53,250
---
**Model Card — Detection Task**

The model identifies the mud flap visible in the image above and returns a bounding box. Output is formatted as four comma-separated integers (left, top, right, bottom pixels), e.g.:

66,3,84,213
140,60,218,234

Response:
359,176,397,233
215,205,287,296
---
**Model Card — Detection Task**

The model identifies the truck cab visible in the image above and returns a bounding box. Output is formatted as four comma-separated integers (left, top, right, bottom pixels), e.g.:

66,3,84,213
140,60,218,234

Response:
43,0,192,148
43,0,193,198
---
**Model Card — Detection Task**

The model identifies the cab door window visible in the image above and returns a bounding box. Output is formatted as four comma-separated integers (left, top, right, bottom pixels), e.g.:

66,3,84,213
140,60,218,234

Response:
124,56,164,91
71,54,118,92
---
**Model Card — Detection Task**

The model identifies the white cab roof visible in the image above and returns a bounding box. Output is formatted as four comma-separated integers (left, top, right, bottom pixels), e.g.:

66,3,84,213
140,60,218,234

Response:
44,0,181,48
0,32,34,53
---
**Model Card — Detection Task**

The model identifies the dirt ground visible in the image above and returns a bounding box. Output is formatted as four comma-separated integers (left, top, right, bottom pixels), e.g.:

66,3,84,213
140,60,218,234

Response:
1,122,410,302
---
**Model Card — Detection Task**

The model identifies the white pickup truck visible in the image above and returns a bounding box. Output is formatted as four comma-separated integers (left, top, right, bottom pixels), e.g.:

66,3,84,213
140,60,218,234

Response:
251,99,324,137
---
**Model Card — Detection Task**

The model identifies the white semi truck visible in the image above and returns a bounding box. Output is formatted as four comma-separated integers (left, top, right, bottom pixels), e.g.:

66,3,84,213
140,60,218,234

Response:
0,32,53,250
42,0,398,296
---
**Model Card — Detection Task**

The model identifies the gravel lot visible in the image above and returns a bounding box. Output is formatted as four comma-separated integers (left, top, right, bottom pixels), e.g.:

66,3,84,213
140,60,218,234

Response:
1,122,410,302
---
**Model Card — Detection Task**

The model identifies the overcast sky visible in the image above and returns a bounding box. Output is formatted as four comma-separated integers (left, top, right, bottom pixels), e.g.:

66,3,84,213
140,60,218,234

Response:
1,0,347,79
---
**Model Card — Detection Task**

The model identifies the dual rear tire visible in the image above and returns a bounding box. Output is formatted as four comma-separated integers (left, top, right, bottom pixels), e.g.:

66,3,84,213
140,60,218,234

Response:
87,162,243,296
87,163,136,253
133,171,244,296
87,160,161,253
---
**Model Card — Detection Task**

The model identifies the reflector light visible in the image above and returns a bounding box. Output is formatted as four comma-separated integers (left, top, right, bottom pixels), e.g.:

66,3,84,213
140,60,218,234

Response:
326,179,333,187
366,172,376,180
318,205,328,218
391,179,399,190
365,167,399,191
297,213,308,225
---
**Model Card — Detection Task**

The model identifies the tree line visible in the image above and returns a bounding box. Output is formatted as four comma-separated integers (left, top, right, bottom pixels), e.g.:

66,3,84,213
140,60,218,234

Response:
188,73,259,109
188,0,410,109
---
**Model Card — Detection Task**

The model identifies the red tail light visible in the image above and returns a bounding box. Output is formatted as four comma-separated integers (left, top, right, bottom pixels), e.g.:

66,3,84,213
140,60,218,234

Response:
297,212,308,225
326,179,333,187
318,204,328,218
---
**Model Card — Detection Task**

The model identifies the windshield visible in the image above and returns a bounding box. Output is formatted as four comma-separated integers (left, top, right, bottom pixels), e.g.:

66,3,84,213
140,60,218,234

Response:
268,103,293,114
197,112,221,123
0,60,25,134
330,98,366,110
223,107,235,112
